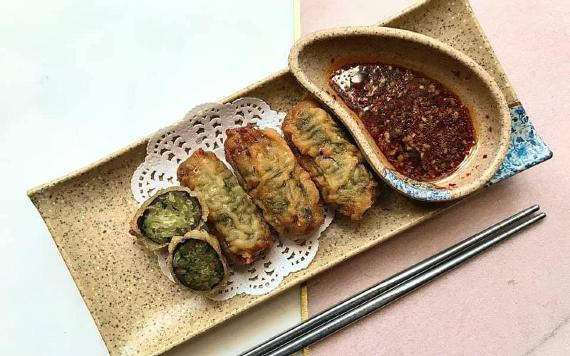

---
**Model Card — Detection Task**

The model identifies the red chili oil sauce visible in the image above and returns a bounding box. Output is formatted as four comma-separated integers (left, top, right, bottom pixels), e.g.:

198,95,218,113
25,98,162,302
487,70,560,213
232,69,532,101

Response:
330,63,476,182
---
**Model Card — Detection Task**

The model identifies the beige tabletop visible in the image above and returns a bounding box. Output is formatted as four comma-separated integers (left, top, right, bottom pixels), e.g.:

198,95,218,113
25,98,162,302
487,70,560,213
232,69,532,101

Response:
302,0,570,354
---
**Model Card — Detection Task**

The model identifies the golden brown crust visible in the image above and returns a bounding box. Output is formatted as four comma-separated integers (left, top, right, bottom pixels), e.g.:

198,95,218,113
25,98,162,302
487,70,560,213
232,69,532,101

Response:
177,149,273,265
283,99,378,220
224,126,324,238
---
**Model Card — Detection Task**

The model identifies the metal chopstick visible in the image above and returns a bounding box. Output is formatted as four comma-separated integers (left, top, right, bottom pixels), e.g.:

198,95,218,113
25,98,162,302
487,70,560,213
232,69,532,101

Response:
265,211,546,356
241,205,540,356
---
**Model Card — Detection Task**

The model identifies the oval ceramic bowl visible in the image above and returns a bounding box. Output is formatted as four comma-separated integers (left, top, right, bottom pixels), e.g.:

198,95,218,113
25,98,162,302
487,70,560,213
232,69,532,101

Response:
289,26,511,201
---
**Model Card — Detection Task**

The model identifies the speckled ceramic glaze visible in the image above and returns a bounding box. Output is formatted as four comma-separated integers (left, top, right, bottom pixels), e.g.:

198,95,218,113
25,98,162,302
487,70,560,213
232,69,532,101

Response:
289,26,511,201
27,1,551,355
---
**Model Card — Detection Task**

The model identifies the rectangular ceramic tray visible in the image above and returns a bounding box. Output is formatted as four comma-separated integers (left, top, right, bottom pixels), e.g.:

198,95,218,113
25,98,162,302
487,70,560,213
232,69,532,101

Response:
28,1,551,355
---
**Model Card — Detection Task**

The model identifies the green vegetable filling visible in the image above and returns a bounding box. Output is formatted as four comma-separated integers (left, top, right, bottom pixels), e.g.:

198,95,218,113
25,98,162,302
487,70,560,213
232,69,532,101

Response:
172,239,224,291
139,191,201,244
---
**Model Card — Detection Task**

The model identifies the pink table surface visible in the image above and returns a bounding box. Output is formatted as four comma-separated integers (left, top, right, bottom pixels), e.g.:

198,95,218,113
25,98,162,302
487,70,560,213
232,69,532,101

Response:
302,0,570,355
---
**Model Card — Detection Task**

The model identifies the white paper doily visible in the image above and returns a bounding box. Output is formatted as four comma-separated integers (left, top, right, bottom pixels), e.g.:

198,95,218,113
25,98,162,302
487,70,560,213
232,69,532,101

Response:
131,98,334,300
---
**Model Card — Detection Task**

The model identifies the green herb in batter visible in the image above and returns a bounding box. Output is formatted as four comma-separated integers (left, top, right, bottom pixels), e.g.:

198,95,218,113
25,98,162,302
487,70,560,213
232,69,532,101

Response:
139,191,202,244
172,239,225,291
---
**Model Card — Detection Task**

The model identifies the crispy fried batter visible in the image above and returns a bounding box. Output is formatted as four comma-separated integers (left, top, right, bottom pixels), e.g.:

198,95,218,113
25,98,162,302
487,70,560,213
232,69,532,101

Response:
283,99,377,220
177,149,273,265
224,126,324,238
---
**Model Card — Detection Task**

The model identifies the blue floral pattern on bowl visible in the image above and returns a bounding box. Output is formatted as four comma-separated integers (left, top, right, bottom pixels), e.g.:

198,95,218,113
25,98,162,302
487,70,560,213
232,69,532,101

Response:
490,104,553,184
383,170,452,201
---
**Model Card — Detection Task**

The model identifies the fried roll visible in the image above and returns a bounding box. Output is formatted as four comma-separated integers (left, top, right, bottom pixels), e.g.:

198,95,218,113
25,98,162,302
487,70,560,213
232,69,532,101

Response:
167,230,228,294
283,99,377,220
177,149,273,265
129,187,208,251
224,126,324,237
